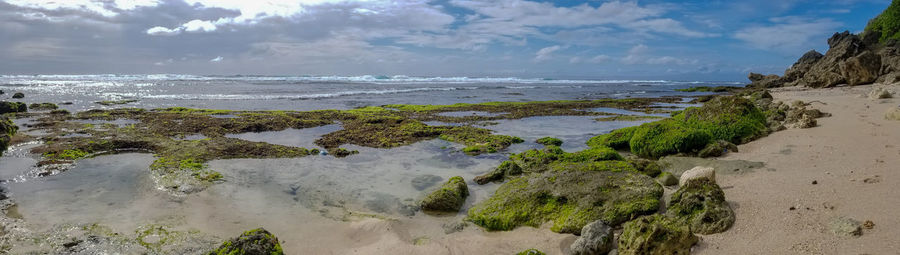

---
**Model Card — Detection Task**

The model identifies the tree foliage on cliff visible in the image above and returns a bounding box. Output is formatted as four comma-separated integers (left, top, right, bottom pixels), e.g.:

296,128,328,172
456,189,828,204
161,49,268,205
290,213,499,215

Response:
866,0,900,42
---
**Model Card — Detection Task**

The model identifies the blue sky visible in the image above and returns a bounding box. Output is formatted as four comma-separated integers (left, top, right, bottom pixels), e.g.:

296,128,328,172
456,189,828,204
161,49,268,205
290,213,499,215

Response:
0,0,891,81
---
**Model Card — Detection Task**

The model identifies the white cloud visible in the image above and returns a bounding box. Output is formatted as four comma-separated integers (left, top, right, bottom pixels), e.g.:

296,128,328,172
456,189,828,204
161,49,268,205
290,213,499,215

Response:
210,56,224,62
146,26,181,36
182,19,217,32
734,17,841,53
3,0,160,18
588,55,611,64
534,45,561,62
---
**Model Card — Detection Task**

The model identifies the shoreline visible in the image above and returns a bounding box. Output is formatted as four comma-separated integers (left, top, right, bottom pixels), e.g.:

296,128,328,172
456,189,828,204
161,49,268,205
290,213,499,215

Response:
698,83,899,254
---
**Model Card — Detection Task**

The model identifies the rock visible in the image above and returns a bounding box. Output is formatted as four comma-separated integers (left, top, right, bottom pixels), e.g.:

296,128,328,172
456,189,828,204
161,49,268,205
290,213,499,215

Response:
517,249,546,255
569,220,614,255
536,137,563,146
421,176,469,212
468,170,662,233
474,160,522,184
840,51,881,86
617,215,698,255
748,73,766,82
0,101,27,114
748,73,785,88
656,172,678,186
28,103,59,111
666,179,735,234
829,217,862,237
411,174,443,191
784,50,824,82
207,228,284,255
698,140,739,158
0,117,17,156
868,87,893,99
441,221,468,234
679,166,716,186
886,106,900,121
786,114,817,129
627,156,662,177
11,92,24,99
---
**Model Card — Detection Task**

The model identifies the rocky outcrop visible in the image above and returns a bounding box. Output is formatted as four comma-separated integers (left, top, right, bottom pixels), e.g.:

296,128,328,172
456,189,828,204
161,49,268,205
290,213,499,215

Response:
207,228,284,255
0,116,17,156
667,179,735,234
0,101,27,114
617,215,698,255
747,1,900,88
678,166,715,186
569,220,614,255
421,176,469,212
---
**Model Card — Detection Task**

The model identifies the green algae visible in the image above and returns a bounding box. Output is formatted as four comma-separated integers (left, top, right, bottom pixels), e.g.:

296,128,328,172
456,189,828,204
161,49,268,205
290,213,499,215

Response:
208,228,283,255
587,95,768,159
28,103,59,111
535,137,563,146
467,170,662,233
617,215,698,255
594,115,663,122
516,249,546,255
421,176,469,212
666,179,735,234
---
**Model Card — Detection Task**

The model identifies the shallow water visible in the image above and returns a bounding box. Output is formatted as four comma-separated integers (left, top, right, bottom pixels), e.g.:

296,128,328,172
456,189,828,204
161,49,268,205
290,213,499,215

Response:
224,124,342,149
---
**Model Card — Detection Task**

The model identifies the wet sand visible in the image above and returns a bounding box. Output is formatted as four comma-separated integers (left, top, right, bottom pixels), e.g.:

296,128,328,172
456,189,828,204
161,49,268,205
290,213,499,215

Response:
697,84,900,254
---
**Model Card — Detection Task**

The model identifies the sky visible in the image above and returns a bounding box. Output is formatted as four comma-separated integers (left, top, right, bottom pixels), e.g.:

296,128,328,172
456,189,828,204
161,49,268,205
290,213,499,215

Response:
0,0,891,81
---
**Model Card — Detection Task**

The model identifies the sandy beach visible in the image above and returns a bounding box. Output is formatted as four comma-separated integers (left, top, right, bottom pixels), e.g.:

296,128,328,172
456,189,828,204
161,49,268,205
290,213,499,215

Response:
697,84,900,254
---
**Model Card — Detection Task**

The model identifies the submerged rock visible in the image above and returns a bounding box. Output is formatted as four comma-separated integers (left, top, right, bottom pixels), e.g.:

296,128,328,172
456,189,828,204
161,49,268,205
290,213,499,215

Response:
421,176,469,212
569,220,614,255
207,228,284,255
678,166,716,186
468,169,662,233
411,174,444,191
667,179,735,234
11,92,24,99
617,215,698,255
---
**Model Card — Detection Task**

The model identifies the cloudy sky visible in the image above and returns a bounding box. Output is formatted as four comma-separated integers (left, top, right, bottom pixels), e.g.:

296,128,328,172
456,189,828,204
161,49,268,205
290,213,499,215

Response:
0,0,890,80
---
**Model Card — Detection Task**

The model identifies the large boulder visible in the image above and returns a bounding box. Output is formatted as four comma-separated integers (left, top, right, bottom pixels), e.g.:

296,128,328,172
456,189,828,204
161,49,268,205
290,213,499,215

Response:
569,220,614,255
421,176,469,212
666,179,735,234
617,215,698,255
800,31,868,88
747,73,785,88
840,51,882,86
207,228,284,255
468,169,662,233
783,50,824,83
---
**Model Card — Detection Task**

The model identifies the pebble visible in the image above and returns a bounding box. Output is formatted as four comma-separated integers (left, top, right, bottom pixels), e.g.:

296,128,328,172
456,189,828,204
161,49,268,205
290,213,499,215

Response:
812,180,817,185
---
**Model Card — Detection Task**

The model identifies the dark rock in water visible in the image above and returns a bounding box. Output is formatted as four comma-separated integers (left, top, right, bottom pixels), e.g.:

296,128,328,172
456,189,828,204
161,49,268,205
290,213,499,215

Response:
617,215,698,255
11,92,23,99
468,169,662,233
411,174,443,191
666,179,735,234
421,176,468,212
207,228,284,255
569,220,613,255
29,102,59,111
0,101,27,114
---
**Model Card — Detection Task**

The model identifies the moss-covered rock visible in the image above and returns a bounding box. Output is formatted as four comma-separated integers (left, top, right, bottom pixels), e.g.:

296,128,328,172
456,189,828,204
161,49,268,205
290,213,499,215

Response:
467,169,662,233
666,179,735,234
0,101,27,114
516,249,546,255
473,146,632,184
617,215,698,255
865,0,900,42
28,103,59,111
0,116,17,156
421,176,469,212
587,95,768,159
207,228,284,255
698,140,739,158
626,156,662,177
536,137,563,146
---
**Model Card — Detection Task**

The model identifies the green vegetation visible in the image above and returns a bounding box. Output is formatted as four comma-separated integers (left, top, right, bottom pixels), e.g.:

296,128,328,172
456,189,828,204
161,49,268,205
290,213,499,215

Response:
666,179,735,234
0,116,17,156
617,215,698,255
535,137,563,146
594,115,663,122
865,0,900,42
43,149,89,160
421,176,469,212
28,103,58,111
0,101,27,114
208,228,284,255
587,96,768,159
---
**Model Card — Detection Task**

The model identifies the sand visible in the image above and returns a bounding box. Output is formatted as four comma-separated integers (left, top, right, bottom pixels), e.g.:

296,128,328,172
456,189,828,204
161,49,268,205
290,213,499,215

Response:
696,84,900,254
